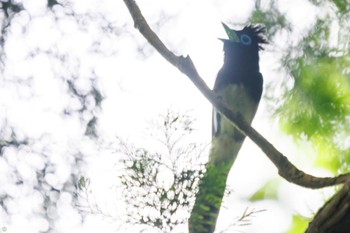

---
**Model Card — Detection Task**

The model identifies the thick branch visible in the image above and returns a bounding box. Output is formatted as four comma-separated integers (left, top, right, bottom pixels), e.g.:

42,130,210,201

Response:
306,182,350,232
122,0,350,188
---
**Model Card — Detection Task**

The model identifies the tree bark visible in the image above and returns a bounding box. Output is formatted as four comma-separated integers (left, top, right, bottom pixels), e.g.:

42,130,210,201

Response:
306,183,350,233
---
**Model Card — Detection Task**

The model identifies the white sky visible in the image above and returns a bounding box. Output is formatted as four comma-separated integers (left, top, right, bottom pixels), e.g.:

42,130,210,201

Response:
0,0,337,233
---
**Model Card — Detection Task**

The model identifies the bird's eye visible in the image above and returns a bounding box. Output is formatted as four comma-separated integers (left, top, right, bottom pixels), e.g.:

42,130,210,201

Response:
240,34,252,45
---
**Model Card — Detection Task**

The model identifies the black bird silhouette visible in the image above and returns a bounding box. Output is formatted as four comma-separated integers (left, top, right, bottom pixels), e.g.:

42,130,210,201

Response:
189,24,267,233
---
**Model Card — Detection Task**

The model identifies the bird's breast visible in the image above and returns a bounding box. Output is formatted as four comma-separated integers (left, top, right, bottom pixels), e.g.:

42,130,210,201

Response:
216,84,259,124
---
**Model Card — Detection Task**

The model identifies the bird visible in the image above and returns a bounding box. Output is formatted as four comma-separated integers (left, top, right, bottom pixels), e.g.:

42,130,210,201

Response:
188,23,267,233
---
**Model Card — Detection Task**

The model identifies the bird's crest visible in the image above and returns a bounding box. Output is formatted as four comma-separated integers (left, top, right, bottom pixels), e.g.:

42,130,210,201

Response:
222,23,267,50
242,25,267,50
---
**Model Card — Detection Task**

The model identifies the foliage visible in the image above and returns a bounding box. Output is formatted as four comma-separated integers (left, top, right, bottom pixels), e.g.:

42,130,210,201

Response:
251,0,350,173
250,0,290,38
278,18,350,172
287,215,310,233
0,0,115,231
248,0,350,231
118,110,206,232
279,55,350,172
250,179,280,201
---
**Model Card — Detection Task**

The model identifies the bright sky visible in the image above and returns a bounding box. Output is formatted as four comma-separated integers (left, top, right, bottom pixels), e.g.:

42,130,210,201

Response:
0,0,336,233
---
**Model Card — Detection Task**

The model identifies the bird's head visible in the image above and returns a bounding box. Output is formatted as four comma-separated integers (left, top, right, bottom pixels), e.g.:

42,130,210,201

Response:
220,23,267,50
219,23,267,67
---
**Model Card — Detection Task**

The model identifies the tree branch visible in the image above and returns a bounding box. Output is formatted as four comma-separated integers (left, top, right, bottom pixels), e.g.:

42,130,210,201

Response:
122,0,350,189
306,182,350,232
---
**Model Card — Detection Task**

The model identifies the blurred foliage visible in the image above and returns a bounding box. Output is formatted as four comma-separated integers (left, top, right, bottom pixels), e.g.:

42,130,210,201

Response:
278,55,350,172
250,0,291,39
311,0,350,14
118,110,206,232
249,0,350,231
251,0,350,173
287,215,310,233
0,0,110,231
0,0,23,18
250,179,280,201
278,18,350,173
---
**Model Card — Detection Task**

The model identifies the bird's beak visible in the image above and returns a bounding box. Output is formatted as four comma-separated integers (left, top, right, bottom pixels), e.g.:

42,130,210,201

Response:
218,38,230,43
221,22,240,42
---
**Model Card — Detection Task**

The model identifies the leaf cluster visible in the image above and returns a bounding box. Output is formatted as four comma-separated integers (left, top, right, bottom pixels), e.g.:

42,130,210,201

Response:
118,110,206,232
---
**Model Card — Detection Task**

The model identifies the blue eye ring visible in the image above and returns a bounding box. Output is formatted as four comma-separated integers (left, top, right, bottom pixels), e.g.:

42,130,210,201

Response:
240,34,252,45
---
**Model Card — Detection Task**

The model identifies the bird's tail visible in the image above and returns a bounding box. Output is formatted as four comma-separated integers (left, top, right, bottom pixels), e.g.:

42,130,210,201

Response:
188,135,245,233
188,162,231,233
